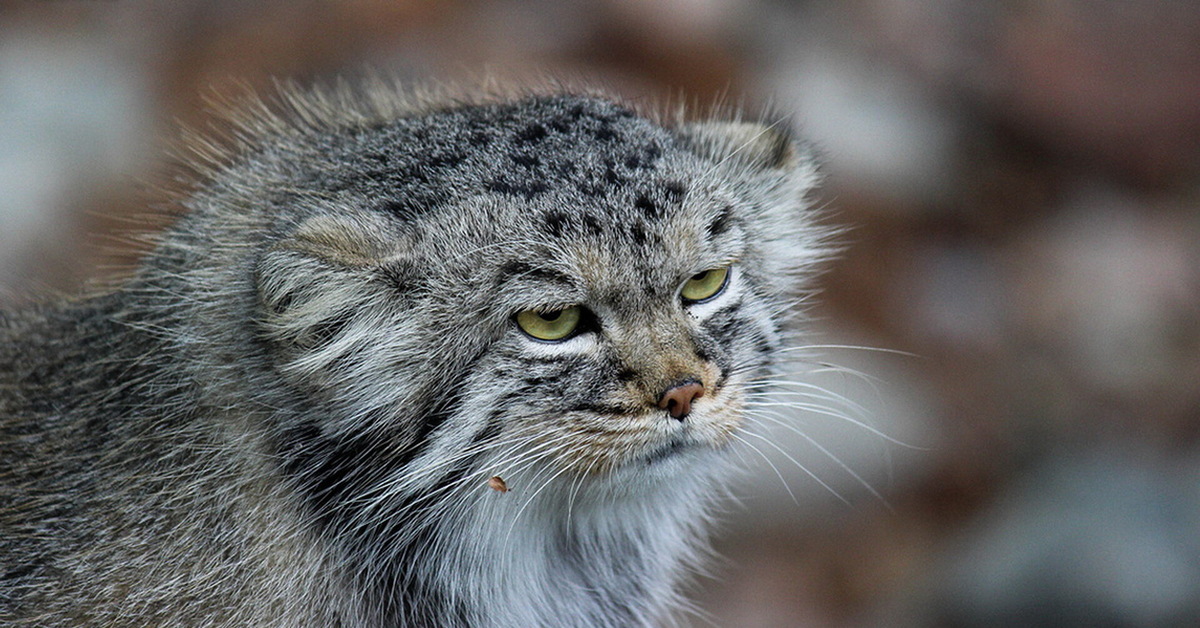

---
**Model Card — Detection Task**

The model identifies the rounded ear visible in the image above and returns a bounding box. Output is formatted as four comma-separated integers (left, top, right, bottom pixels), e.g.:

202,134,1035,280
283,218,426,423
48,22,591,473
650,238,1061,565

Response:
277,214,395,267
675,121,800,171
255,214,415,353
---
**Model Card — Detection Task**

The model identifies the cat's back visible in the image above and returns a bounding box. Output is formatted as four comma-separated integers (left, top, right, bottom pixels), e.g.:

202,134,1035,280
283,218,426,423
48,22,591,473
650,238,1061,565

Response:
0,296,344,626
0,296,120,466
0,296,129,622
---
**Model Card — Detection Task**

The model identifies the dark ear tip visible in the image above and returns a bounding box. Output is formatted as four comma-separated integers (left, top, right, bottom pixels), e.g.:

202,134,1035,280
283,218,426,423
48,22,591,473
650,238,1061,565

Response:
274,214,395,268
675,121,801,171
764,128,799,169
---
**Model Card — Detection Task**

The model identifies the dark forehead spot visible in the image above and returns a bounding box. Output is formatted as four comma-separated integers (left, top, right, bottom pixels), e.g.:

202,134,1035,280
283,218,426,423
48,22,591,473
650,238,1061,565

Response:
516,123,548,145
634,194,661,220
538,210,606,241
498,260,573,287
542,211,568,237
487,178,548,200
707,204,734,238
582,214,604,237
510,152,540,169
469,132,492,147
425,151,465,169
549,116,572,133
575,181,605,199
604,162,625,186
593,124,619,142
629,222,647,246
664,180,686,200
624,143,663,170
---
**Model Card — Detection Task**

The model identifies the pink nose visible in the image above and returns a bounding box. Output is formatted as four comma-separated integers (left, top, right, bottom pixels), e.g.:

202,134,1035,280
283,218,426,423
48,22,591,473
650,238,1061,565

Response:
658,381,704,420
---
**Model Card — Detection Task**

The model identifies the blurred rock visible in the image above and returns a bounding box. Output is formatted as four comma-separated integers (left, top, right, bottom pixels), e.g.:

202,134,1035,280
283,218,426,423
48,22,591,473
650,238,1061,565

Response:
890,447,1200,627
754,4,968,210
865,0,1200,186
1005,183,1200,438
901,241,1006,349
0,20,150,300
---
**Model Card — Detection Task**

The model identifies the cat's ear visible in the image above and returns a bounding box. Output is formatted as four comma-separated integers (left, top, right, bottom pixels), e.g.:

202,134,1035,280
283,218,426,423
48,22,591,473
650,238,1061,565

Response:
278,214,396,267
675,121,802,171
256,213,416,353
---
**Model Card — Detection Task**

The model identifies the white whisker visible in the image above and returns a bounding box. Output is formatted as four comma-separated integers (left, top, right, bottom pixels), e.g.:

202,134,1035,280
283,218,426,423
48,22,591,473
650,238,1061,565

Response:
750,411,892,510
738,430,850,506
730,433,800,506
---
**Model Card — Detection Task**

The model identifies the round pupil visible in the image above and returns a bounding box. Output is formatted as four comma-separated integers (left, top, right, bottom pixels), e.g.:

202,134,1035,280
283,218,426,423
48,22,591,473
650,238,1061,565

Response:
541,311,562,322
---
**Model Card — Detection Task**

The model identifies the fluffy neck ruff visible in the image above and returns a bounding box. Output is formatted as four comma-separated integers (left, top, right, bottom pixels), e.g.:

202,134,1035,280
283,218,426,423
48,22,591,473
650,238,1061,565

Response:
316,445,727,628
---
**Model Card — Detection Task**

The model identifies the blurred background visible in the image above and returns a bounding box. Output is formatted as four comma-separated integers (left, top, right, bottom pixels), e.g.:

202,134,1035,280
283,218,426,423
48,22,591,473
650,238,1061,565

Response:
2,1,1198,626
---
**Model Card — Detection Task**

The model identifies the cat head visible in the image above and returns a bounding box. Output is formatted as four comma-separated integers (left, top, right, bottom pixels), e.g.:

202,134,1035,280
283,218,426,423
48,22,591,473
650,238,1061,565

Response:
233,91,824,492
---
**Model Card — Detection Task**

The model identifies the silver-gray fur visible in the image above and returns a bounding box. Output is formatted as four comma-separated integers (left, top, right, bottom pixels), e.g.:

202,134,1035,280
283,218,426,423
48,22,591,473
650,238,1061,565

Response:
0,84,827,626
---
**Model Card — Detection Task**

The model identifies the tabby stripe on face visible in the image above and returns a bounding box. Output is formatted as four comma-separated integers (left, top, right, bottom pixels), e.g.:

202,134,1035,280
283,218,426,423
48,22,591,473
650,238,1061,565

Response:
706,204,735,239
472,410,505,446
704,304,750,343
538,210,608,239
494,358,577,384
689,304,744,377
496,260,574,289
279,353,485,531
412,347,496,444
277,419,420,532
572,402,636,416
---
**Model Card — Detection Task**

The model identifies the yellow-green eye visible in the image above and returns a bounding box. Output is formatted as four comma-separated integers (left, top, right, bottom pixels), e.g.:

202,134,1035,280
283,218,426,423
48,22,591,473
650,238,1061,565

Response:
681,266,730,302
516,306,582,341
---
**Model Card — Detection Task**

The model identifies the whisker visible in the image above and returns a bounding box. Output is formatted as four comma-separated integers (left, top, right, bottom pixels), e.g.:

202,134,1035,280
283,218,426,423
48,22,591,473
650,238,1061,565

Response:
743,380,872,419
750,411,892,510
502,454,577,551
730,433,800,506
738,430,850,506
745,397,914,446
773,344,918,358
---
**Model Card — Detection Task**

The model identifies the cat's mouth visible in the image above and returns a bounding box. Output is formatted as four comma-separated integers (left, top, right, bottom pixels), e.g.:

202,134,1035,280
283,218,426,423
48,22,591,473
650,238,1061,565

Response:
643,437,692,465
520,382,745,474
640,384,745,465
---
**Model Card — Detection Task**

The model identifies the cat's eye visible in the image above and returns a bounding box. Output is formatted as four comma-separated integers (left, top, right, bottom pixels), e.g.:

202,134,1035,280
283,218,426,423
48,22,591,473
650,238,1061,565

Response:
516,306,582,341
680,266,730,303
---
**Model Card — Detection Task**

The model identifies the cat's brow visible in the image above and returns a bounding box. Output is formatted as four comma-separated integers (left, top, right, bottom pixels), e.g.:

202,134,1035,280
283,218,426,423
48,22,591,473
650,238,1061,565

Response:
495,260,576,290
706,204,736,239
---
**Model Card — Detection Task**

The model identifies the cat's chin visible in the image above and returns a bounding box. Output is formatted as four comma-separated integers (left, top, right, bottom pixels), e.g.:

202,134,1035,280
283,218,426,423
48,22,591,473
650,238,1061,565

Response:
643,437,693,465
609,441,729,492
620,391,746,473
622,437,734,483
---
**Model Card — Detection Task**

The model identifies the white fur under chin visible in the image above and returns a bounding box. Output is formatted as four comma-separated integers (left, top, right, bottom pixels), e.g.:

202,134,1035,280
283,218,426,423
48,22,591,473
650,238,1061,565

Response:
416,449,730,628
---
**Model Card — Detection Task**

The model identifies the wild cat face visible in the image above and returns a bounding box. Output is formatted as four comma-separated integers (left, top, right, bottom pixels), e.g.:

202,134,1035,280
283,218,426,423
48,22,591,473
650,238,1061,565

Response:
473,182,760,475
251,94,820,492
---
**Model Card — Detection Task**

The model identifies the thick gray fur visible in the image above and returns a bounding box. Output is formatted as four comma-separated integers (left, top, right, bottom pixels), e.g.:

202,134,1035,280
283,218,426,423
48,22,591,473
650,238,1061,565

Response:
0,83,826,626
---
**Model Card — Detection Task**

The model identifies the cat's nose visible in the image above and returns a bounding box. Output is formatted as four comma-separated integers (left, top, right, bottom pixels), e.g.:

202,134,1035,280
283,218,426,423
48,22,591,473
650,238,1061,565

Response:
658,380,704,420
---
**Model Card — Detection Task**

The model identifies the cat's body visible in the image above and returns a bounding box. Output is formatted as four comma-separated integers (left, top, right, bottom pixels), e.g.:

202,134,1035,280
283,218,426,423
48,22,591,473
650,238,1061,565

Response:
0,86,825,626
